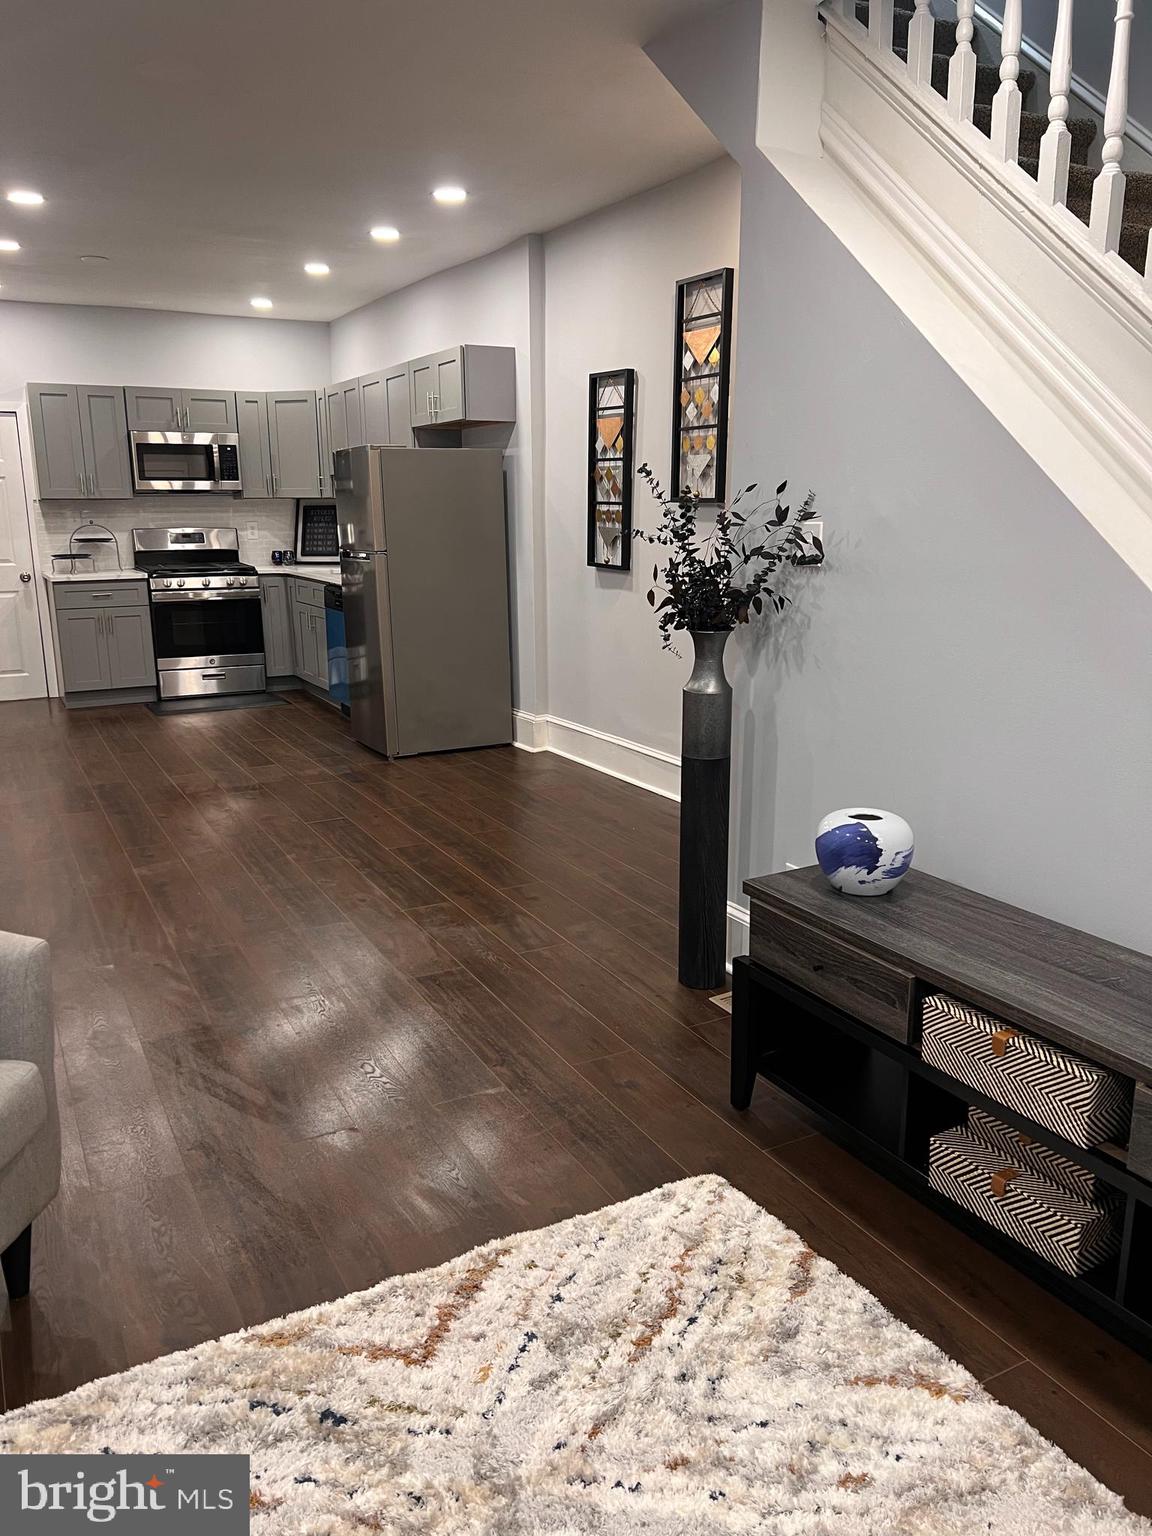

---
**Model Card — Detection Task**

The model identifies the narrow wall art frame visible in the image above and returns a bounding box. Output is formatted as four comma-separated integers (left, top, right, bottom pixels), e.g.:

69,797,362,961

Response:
587,367,637,570
672,266,734,506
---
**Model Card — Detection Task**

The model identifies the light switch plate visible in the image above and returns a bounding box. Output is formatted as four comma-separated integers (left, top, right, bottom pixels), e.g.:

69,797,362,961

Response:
792,518,824,566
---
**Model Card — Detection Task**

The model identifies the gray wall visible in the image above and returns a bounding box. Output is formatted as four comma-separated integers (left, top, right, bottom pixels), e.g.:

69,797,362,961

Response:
637,0,1152,954
0,300,330,400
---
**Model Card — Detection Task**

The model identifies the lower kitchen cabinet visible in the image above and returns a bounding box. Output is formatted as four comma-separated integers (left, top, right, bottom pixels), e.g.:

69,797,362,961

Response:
54,600,156,694
259,576,294,675
290,579,329,690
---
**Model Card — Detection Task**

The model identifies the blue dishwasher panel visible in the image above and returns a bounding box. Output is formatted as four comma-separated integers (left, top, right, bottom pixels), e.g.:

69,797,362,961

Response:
324,584,349,707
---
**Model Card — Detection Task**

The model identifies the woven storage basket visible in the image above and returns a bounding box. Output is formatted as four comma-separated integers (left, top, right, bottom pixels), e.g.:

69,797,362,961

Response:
928,1126,1122,1278
921,993,1130,1149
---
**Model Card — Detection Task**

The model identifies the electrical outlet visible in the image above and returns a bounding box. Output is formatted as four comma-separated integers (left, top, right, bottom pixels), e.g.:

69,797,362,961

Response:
792,517,824,566
245,521,258,539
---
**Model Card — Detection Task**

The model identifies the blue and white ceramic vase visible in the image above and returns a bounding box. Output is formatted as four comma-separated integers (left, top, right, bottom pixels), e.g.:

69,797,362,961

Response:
815,807,914,896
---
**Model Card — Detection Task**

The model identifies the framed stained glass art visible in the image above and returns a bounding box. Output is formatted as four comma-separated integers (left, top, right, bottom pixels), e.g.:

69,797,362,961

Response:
671,266,734,506
587,368,636,570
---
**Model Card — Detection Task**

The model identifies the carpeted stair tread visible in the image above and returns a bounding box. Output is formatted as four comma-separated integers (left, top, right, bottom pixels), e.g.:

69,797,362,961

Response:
1018,157,1152,216
894,47,1035,107
856,2,959,51
972,103,1097,163
1015,158,1151,271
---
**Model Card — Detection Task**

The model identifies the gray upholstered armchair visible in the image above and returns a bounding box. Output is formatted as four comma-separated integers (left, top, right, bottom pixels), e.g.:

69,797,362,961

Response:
0,933,59,1299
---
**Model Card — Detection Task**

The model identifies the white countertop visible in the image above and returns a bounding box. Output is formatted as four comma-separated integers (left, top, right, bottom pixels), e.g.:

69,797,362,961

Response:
46,564,343,584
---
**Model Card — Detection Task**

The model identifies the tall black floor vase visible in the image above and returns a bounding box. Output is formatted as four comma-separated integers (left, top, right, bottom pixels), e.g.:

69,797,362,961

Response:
678,628,732,989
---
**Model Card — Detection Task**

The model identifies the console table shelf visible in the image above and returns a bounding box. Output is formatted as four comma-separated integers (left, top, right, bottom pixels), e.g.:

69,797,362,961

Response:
733,867,1152,1357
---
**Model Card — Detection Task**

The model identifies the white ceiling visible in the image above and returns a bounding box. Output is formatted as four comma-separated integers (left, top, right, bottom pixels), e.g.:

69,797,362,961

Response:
0,0,721,322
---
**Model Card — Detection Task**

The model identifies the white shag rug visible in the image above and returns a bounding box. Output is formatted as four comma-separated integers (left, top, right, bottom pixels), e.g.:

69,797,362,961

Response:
1,1175,1146,1534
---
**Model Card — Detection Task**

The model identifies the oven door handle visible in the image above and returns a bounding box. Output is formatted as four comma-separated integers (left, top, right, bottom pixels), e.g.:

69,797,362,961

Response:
199,672,228,681
150,590,259,603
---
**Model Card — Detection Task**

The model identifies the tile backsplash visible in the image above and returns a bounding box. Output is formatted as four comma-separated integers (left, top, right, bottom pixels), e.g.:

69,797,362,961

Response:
36,497,297,574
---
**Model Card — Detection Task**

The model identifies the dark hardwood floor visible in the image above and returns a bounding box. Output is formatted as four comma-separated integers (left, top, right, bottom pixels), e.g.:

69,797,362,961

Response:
0,692,1150,1514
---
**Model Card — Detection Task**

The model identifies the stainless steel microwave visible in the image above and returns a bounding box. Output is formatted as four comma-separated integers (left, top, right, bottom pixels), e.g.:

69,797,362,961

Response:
130,430,242,493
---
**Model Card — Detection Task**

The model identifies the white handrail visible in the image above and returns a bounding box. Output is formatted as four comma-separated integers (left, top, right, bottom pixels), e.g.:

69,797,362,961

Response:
1089,0,1135,254
990,0,1024,161
1037,0,1075,206
948,0,978,123
907,0,936,87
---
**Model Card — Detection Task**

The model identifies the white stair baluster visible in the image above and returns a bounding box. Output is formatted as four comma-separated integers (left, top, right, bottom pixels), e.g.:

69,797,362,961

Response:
948,0,978,123
990,0,1024,161
1037,0,1075,206
1089,0,1135,254
907,0,936,87
869,0,895,54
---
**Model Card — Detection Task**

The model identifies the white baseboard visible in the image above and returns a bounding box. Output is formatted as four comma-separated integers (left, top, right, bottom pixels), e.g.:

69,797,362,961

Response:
511,710,681,800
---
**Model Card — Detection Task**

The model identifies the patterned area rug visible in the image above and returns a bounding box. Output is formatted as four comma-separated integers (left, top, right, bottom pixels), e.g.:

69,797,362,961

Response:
1,1175,1145,1533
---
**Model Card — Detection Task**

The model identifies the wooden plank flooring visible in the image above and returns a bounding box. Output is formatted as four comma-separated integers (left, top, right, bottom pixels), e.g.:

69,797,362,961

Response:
0,693,1150,1514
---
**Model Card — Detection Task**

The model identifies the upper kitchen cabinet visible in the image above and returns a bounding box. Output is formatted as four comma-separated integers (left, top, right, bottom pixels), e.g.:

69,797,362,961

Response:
326,378,364,455
359,364,413,448
124,387,237,432
236,391,272,498
267,390,321,498
27,383,133,499
316,390,333,496
408,345,514,429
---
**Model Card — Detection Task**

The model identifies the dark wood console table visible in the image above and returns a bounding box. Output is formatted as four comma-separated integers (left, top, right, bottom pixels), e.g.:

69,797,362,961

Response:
732,866,1152,1355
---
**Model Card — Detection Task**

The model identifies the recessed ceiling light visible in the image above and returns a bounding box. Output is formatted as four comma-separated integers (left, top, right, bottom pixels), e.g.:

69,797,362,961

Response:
303,261,330,276
250,295,273,309
7,190,43,206
370,225,400,243
0,239,20,252
432,185,467,204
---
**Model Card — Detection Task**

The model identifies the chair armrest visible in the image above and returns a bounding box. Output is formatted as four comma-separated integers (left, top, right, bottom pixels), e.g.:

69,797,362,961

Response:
0,933,52,1087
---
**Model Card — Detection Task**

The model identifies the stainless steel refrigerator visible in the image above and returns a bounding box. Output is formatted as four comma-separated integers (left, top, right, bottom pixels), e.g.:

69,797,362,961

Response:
335,445,513,757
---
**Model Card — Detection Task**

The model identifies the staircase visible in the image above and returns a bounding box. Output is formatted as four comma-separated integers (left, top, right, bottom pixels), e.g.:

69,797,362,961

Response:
857,2,1152,273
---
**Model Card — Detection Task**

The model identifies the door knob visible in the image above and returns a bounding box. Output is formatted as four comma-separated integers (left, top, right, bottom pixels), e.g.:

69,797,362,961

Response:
18,571,31,583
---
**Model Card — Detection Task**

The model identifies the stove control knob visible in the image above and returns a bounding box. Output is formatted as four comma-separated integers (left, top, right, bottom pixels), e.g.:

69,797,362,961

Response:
238,575,248,586
226,575,235,586
162,579,172,588
202,577,211,588
176,578,185,587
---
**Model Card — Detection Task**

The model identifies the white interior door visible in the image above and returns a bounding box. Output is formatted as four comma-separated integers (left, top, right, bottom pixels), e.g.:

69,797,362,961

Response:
0,414,48,701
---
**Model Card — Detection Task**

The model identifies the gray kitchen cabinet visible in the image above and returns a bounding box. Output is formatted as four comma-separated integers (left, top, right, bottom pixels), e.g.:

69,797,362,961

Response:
53,594,156,694
236,391,272,498
290,580,328,689
76,384,134,497
27,383,132,499
360,364,412,447
267,390,321,497
260,576,294,675
184,388,237,431
125,386,236,432
124,386,183,431
27,384,85,497
104,608,156,687
327,378,363,454
316,388,333,496
408,345,514,428
55,609,110,691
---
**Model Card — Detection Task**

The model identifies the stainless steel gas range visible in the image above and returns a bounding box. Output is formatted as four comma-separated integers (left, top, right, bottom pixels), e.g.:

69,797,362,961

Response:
132,526,265,699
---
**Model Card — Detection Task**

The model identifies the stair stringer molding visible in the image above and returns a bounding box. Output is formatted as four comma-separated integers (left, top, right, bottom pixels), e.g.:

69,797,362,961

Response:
646,0,1152,595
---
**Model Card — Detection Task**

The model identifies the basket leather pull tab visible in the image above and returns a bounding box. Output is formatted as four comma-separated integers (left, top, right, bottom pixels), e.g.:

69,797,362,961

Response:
991,1167,1019,1199
990,1027,1019,1058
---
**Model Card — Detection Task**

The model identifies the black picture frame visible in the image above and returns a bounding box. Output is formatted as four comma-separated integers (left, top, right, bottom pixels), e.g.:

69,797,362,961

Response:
587,367,636,571
671,266,734,507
